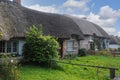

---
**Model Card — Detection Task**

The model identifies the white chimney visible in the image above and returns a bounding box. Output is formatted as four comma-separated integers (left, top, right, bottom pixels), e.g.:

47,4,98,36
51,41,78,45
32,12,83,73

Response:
13,0,21,4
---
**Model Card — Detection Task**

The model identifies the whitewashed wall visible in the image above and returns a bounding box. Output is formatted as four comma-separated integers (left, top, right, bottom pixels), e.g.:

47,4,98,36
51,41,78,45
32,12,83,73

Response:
18,39,25,55
109,44,120,49
80,36,91,50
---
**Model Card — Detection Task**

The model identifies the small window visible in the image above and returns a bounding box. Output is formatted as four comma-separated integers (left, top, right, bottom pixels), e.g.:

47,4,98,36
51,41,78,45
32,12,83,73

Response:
7,42,11,53
13,41,18,52
0,41,5,53
67,40,74,51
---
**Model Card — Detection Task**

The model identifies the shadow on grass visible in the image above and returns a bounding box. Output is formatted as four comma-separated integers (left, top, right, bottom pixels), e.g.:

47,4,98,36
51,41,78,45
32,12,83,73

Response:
20,62,65,71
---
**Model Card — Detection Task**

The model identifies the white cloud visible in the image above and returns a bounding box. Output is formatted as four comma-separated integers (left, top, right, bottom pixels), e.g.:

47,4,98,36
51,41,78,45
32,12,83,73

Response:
62,0,89,11
87,12,116,28
86,6,120,35
102,27,116,33
72,14,86,18
66,8,73,13
118,32,120,37
99,6,120,19
26,4,58,13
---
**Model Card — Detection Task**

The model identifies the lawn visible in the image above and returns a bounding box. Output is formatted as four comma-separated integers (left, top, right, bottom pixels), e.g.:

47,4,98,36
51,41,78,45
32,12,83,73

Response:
20,55,120,80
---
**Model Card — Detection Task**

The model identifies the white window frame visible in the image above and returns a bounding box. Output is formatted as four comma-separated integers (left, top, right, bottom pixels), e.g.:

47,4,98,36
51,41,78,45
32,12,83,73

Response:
0,40,18,53
67,40,74,52
12,41,18,53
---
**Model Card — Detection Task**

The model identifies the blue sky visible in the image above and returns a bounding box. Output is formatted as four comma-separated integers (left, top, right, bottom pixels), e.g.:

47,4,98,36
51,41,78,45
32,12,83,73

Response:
21,0,120,36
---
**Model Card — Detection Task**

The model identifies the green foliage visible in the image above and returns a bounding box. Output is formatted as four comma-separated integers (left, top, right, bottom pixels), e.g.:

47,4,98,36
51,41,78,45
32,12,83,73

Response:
78,48,86,56
95,50,111,56
118,47,120,51
0,31,2,39
0,53,19,80
93,38,102,50
23,25,59,67
0,53,20,58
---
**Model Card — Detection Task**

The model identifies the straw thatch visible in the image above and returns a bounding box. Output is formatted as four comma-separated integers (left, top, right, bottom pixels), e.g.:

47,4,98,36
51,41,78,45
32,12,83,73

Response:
65,15,110,38
0,0,84,40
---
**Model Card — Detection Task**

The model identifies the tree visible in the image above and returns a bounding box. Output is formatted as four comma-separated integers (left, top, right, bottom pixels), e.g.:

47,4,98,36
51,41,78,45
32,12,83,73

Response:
23,25,60,67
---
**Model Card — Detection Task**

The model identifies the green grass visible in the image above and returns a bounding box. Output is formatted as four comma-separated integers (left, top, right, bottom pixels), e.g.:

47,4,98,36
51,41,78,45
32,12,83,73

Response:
20,55,120,80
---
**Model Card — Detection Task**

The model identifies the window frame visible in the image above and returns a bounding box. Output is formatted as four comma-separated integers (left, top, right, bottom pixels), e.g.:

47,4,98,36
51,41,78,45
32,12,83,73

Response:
67,40,75,52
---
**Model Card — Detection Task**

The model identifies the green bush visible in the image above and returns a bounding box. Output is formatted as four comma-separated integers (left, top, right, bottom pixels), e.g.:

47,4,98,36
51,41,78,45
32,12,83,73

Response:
118,47,120,51
23,25,60,68
0,53,20,58
78,48,86,56
63,54,77,59
95,50,111,56
0,53,19,80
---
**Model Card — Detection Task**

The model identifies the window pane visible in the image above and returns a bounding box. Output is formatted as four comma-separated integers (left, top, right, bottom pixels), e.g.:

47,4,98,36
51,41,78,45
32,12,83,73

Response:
67,41,74,51
0,41,5,53
13,41,18,52
7,42,11,53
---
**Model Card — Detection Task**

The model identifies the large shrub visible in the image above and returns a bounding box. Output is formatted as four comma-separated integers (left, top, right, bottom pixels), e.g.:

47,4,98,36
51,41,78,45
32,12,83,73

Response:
23,25,59,67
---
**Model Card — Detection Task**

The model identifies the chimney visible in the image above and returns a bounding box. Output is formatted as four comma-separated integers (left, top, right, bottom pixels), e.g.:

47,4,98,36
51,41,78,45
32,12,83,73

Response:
13,0,21,4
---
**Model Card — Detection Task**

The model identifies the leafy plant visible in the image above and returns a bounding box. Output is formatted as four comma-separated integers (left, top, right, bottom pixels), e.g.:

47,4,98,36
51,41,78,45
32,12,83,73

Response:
23,25,60,68
118,47,120,51
93,38,102,50
78,48,86,56
0,53,19,80
0,31,2,38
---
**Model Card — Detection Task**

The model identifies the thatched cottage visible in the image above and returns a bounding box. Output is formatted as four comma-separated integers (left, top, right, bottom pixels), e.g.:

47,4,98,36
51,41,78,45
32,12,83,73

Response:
0,0,110,57
66,15,110,50
0,0,84,57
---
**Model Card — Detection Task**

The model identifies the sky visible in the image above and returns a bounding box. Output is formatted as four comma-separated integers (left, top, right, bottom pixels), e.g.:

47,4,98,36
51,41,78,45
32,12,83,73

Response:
21,0,120,36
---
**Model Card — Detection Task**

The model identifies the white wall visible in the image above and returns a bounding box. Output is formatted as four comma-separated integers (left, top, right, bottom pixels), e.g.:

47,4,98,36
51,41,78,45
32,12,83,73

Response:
109,44,120,49
18,39,25,55
80,36,91,50
80,36,110,50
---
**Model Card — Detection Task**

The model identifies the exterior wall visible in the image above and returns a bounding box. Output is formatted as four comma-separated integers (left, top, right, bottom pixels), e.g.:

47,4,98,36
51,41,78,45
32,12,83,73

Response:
1,38,79,56
17,38,79,56
80,36,91,50
62,39,79,55
109,44,120,49
80,36,110,50
102,39,110,49
18,39,25,55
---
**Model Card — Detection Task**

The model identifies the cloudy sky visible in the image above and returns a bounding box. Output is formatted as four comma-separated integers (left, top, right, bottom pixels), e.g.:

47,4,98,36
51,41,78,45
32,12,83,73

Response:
21,0,120,36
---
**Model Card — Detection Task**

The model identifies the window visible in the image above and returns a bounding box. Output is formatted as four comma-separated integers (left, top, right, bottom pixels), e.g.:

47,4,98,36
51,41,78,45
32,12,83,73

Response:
0,41,5,53
12,41,18,52
90,43,94,50
0,40,18,53
89,36,93,42
67,40,74,51
7,42,11,53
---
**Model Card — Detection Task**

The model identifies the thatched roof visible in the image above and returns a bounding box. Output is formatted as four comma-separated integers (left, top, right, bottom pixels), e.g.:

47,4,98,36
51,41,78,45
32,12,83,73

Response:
0,0,84,40
66,15,110,38
109,35,120,45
